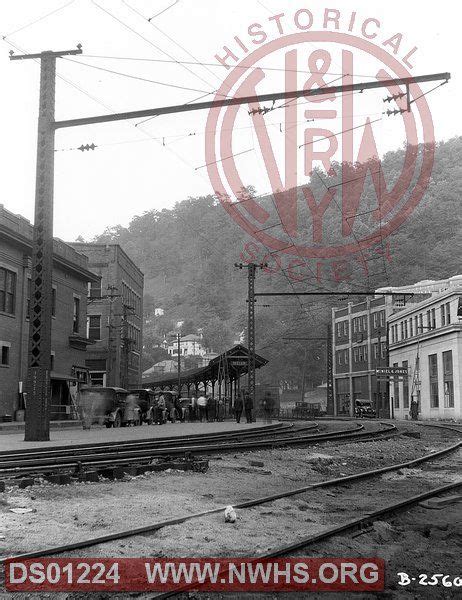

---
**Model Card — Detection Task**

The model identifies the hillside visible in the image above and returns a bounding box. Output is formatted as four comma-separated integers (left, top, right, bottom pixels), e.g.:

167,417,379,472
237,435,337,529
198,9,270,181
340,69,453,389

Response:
92,136,462,385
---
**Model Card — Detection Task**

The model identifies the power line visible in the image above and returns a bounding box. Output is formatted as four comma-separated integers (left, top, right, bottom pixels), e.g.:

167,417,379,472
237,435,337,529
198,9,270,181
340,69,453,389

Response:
79,53,389,79
147,0,180,21
2,0,75,39
61,56,212,94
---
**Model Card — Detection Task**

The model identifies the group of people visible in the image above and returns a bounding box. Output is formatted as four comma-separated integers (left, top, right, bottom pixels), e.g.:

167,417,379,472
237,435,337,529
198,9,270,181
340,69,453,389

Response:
154,394,225,424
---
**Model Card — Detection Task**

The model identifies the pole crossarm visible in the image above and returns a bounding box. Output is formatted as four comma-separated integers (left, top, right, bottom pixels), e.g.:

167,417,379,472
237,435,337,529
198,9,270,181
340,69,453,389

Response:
52,72,450,130
9,46,82,61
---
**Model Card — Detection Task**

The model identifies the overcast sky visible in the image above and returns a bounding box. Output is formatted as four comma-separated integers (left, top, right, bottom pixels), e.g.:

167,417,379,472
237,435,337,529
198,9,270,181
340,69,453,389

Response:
0,0,459,241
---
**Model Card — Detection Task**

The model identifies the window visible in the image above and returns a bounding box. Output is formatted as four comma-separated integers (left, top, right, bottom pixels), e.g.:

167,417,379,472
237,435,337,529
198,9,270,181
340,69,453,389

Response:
373,313,378,328
391,327,395,343
441,305,446,327
401,322,404,339
344,349,349,365
343,321,348,336
51,287,56,317
337,322,341,337
73,297,80,333
443,350,454,408
373,344,378,359
362,315,368,332
393,362,400,408
402,360,409,409
404,320,408,339
88,281,102,299
431,308,436,329
88,315,101,340
428,354,439,408
0,267,16,315
418,314,423,333
409,318,413,337
353,347,359,363
1,344,10,366
381,342,386,359
426,310,431,330
380,311,385,327
353,318,357,333
446,302,451,324
414,315,419,335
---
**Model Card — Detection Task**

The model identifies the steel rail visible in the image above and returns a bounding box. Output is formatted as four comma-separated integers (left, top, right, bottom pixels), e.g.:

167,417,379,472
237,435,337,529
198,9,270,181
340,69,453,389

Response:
1,423,385,473
0,423,398,477
3,429,456,563
154,480,462,599
0,422,291,457
0,422,299,460
0,423,361,472
0,424,319,470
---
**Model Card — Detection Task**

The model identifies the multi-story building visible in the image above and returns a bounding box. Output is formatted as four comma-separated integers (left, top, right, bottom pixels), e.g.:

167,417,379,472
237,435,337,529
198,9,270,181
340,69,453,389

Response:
332,276,462,418
167,333,208,358
0,205,99,419
68,243,144,389
388,288,462,420
332,296,390,417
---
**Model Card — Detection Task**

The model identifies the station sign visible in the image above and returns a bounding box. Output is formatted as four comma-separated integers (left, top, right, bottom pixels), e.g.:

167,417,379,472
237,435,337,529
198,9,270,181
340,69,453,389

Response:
375,367,408,377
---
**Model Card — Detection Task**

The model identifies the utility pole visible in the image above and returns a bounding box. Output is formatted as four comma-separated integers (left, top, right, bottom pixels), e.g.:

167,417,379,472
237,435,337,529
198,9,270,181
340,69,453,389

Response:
235,262,266,407
10,46,82,441
177,332,181,395
121,303,134,389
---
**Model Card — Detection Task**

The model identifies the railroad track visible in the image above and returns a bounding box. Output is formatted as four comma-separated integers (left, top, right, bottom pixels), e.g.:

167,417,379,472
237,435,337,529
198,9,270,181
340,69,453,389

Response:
0,421,398,478
1,436,459,564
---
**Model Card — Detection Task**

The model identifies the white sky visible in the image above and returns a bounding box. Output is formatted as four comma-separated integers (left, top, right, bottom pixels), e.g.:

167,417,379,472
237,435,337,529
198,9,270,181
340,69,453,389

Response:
0,0,460,241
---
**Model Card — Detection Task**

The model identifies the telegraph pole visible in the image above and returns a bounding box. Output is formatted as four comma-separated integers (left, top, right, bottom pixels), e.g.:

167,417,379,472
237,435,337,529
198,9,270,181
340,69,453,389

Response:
177,332,181,395
10,46,82,441
235,262,266,407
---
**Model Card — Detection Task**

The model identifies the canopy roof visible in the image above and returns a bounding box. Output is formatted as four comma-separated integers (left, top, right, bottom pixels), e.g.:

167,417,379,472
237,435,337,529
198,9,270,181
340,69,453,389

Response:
140,344,267,391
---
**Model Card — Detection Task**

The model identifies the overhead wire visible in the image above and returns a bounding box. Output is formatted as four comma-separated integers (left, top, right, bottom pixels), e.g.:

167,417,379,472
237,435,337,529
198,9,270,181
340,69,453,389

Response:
2,0,75,39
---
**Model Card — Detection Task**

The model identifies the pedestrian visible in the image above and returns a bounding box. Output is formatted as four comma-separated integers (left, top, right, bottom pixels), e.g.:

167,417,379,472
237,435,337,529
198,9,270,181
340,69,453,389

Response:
197,393,207,422
156,394,166,424
244,390,253,423
234,392,243,424
262,391,274,424
190,396,196,422
410,397,419,420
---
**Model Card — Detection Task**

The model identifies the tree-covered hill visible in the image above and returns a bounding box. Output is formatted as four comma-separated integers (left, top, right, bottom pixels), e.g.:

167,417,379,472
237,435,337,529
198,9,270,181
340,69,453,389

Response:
92,136,462,385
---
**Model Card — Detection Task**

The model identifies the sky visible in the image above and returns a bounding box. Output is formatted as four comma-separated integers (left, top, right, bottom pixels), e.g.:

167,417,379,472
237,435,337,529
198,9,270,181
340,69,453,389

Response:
0,0,460,242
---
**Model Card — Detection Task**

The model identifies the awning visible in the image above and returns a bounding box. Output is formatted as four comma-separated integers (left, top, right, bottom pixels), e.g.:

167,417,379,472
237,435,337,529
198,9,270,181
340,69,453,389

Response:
50,371,78,382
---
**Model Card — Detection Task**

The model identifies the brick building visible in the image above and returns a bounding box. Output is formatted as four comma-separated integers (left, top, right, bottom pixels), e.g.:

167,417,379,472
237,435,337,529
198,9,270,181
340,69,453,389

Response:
332,296,390,417
68,243,144,389
388,288,462,420
0,205,99,419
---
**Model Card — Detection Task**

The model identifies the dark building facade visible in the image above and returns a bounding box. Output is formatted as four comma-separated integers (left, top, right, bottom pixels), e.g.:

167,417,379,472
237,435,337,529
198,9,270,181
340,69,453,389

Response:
0,205,98,419
68,243,144,389
332,296,390,417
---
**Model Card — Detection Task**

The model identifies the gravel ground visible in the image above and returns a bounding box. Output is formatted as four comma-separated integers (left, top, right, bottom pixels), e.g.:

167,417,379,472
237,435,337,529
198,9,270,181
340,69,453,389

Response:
1,421,460,599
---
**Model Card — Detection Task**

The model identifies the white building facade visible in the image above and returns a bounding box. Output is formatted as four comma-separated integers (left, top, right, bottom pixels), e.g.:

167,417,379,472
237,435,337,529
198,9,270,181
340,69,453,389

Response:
167,334,207,357
388,288,462,421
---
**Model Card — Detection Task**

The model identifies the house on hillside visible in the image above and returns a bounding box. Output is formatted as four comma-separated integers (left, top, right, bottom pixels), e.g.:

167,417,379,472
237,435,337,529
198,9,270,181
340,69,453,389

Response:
167,333,209,357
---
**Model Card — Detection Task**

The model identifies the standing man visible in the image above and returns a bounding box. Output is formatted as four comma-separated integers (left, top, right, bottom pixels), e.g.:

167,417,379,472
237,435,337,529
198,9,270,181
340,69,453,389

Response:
410,397,419,420
197,393,207,422
244,389,253,424
234,391,244,424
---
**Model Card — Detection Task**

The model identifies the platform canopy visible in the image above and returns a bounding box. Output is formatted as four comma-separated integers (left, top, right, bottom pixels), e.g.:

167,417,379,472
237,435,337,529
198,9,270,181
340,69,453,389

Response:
140,344,268,393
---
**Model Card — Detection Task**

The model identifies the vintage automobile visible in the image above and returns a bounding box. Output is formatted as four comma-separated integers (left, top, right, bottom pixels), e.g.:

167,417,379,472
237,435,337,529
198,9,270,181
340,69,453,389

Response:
354,399,376,418
127,389,157,425
79,387,141,428
292,401,322,419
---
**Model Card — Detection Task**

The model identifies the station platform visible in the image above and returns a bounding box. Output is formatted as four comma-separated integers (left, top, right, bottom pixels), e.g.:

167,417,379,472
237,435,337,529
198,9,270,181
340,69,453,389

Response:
0,420,278,452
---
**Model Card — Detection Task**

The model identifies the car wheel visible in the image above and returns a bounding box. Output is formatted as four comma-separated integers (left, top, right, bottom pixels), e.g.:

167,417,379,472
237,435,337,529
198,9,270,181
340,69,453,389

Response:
105,422,112,428
113,412,122,428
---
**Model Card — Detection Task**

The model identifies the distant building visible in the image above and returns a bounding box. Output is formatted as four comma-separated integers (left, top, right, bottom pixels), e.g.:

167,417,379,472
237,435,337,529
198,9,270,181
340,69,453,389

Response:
0,205,98,419
154,308,164,316
332,276,462,418
167,333,208,357
332,296,390,417
68,243,144,389
388,288,462,420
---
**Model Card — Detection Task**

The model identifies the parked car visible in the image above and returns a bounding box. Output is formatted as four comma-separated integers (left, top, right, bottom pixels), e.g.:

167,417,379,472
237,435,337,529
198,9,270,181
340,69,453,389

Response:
127,389,156,425
354,399,376,418
79,387,141,428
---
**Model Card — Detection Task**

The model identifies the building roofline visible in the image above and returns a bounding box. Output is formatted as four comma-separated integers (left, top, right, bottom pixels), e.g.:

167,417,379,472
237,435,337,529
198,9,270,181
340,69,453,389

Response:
69,242,144,277
387,286,462,321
